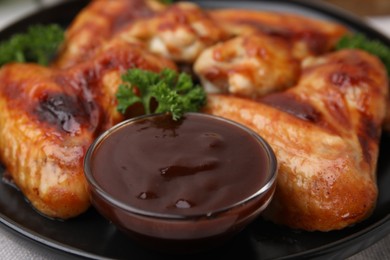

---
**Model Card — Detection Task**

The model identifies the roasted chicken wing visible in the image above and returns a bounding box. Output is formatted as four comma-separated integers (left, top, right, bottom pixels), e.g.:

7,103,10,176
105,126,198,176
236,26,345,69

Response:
118,2,229,63
204,50,388,231
194,9,347,98
55,0,166,69
194,33,301,97
0,39,176,219
209,9,347,59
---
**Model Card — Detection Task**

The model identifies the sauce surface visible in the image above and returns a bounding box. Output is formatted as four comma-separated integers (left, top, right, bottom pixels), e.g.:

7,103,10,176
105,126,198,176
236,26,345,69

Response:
91,113,271,216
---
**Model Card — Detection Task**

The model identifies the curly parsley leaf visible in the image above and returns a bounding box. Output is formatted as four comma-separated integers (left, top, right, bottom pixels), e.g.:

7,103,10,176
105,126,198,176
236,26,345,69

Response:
336,33,390,75
0,24,64,67
116,68,206,120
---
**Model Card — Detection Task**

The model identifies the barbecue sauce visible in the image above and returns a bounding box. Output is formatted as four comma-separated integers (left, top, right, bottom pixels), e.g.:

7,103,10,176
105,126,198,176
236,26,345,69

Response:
90,113,273,216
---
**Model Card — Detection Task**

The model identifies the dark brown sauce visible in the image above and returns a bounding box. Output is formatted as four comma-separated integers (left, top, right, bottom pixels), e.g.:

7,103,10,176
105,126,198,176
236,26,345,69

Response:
91,113,271,216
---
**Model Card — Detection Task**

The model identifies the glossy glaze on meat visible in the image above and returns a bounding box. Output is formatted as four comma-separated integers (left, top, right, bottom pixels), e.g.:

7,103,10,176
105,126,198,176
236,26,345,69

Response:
54,0,166,69
194,33,301,97
194,9,347,99
204,50,388,231
118,2,229,63
209,9,347,59
0,39,176,219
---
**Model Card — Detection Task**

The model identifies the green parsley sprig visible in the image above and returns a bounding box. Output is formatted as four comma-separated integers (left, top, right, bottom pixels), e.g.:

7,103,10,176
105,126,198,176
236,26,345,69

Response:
0,24,64,66
336,33,390,75
116,68,206,121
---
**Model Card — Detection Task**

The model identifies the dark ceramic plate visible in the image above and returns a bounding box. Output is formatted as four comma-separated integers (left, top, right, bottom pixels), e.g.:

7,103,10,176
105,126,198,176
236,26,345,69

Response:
0,0,389,259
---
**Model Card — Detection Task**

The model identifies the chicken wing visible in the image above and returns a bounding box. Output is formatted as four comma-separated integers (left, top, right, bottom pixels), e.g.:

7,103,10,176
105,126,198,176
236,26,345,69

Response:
0,39,176,219
204,49,388,231
55,0,166,69
194,33,300,97
118,2,229,63
209,9,347,59
194,9,347,98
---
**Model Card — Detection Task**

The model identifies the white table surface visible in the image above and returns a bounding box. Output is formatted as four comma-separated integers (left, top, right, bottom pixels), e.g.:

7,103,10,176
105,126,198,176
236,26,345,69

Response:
0,0,389,259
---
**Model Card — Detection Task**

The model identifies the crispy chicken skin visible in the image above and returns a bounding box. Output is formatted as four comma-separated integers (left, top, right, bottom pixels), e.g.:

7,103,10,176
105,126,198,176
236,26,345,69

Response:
194,33,301,97
210,9,347,59
0,40,176,219
0,64,94,218
204,50,388,231
194,9,347,98
55,0,166,69
119,2,229,63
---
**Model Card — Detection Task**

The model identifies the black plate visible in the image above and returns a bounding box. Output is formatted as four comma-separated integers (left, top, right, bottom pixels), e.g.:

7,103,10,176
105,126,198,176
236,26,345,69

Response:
0,0,389,259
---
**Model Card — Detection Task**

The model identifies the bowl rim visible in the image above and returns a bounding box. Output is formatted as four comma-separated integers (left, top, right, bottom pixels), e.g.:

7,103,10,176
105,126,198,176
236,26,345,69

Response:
83,112,278,220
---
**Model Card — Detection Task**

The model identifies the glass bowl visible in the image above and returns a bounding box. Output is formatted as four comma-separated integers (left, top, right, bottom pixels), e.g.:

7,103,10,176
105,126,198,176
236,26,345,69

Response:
84,112,278,253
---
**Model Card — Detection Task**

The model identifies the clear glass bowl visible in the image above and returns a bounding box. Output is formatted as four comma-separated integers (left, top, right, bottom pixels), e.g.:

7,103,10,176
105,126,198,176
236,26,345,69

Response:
84,113,278,253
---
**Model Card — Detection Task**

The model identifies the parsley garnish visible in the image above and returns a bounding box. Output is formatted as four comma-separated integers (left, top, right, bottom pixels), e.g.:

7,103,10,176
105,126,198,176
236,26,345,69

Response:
0,24,64,67
116,68,206,120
